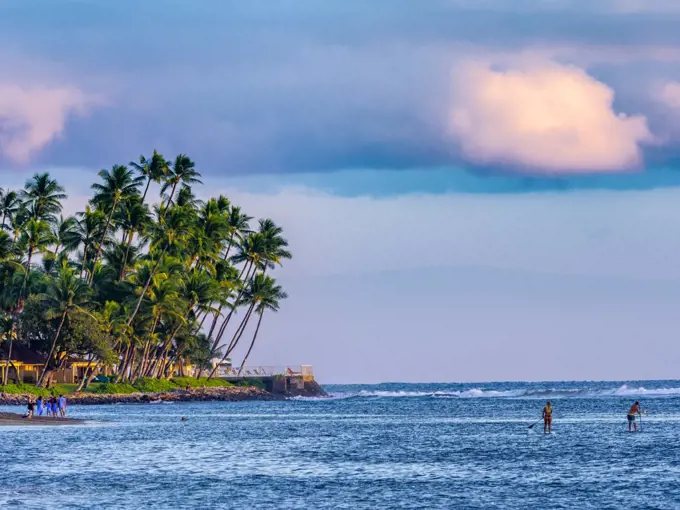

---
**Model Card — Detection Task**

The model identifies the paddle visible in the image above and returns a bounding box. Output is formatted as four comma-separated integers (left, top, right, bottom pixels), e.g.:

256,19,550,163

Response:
528,419,542,430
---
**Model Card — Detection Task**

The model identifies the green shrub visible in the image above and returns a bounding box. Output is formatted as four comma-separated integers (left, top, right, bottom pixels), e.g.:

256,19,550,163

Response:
236,378,266,390
89,382,139,394
132,377,176,393
171,377,233,388
1,383,52,397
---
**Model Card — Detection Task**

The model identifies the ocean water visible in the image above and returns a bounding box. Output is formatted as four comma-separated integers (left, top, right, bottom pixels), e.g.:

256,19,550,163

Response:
2,380,680,509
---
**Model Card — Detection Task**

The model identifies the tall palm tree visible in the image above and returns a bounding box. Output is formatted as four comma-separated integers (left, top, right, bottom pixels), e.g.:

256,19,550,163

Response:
21,173,66,223
37,266,92,386
237,275,287,373
161,154,201,210
208,274,286,378
123,206,191,330
89,165,143,281
130,150,168,205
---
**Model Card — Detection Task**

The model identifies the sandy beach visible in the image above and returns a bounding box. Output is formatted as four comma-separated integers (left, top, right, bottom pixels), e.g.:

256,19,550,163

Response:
0,412,86,426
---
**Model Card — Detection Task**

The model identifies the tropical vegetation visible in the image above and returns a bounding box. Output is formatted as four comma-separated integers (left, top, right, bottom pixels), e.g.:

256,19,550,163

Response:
0,152,289,388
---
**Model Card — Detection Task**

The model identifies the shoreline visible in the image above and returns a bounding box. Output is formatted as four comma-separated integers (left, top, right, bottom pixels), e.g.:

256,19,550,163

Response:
0,382,328,407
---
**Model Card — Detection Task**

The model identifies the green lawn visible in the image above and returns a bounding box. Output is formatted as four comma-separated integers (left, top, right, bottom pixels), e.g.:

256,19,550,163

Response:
1,378,237,396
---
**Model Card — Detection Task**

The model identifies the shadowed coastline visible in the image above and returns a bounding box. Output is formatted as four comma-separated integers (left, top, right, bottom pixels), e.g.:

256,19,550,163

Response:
0,412,86,426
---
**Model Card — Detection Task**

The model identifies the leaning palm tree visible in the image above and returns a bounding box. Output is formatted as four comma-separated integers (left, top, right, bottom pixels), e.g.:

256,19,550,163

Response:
208,274,286,379
89,165,143,282
161,154,202,210
237,275,287,374
37,266,93,386
21,173,66,223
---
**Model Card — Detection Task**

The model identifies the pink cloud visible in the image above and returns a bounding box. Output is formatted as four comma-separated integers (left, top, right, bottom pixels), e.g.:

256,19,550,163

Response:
448,61,653,173
0,83,92,164
658,82,680,109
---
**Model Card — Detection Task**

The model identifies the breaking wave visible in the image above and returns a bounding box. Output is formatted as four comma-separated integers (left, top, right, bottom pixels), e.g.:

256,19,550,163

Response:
327,384,680,400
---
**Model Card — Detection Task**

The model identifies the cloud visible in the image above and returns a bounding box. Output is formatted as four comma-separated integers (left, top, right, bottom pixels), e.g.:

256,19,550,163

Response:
0,83,93,164
658,82,680,109
448,61,653,173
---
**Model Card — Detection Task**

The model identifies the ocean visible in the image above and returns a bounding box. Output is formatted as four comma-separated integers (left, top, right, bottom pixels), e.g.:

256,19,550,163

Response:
1,380,680,509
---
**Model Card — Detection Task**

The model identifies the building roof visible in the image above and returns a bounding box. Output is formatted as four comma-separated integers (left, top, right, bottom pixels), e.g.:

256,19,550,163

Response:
0,343,47,365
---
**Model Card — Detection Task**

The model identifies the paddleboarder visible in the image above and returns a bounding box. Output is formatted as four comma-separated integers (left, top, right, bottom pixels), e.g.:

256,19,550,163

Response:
627,401,642,432
542,401,553,434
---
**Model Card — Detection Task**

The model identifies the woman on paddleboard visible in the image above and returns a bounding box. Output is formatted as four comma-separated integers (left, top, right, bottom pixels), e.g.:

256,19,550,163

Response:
542,401,553,434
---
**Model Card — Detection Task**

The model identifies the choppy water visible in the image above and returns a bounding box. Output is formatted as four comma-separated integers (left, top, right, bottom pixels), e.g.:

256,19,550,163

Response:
2,380,680,509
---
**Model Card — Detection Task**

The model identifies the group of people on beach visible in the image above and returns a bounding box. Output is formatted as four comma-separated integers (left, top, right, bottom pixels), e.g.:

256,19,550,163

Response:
541,400,644,433
25,395,67,419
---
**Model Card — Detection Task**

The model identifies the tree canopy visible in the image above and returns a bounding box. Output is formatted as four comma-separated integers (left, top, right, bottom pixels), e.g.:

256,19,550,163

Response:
0,152,290,387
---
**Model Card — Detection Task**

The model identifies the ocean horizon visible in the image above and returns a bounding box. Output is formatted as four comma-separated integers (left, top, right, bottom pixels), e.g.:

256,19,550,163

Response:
1,379,679,508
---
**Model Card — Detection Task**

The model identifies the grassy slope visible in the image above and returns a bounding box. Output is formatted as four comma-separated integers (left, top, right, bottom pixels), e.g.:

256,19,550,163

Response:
0,377,241,396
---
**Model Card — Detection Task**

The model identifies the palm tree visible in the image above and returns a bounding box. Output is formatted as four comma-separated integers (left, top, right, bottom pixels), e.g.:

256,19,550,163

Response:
237,275,287,373
89,165,143,281
114,196,151,279
0,189,20,230
37,266,92,386
123,206,191,330
21,173,66,223
258,218,292,272
51,215,78,257
62,207,107,278
130,150,168,205
223,205,252,260
208,274,286,378
161,154,202,210
20,219,54,277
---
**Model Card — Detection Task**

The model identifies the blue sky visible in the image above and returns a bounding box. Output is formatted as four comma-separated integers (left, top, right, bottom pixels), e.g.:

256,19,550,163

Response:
2,1,680,382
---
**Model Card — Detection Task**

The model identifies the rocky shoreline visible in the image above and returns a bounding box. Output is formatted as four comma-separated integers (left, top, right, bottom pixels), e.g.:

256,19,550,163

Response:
0,383,328,406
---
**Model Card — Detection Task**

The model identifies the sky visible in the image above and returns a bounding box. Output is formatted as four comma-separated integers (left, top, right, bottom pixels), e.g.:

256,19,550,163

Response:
2,0,680,383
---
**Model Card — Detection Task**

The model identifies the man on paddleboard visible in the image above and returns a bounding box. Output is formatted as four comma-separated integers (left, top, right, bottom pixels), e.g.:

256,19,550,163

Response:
542,401,553,434
627,401,641,432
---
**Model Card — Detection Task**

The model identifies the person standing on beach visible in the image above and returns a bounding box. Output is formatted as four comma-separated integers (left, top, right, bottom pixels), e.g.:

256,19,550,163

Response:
50,397,58,418
542,401,553,434
26,398,35,419
627,401,642,432
36,396,44,416
58,394,67,417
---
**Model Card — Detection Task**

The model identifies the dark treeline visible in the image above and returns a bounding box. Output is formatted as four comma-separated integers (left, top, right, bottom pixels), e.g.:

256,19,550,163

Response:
0,152,289,388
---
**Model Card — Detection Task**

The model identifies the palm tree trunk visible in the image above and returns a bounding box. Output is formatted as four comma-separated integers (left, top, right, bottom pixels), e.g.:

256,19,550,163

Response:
90,197,119,285
238,310,264,375
37,311,67,387
225,304,254,358
207,303,254,380
2,325,15,386
125,247,167,328
80,245,89,279
76,359,94,391
120,231,135,280
141,177,152,204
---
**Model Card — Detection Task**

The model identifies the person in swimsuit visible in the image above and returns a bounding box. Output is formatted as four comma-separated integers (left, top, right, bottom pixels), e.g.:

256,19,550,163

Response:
542,401,553,434
627,401,641,432
26,398,35,419
58,395,67,417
